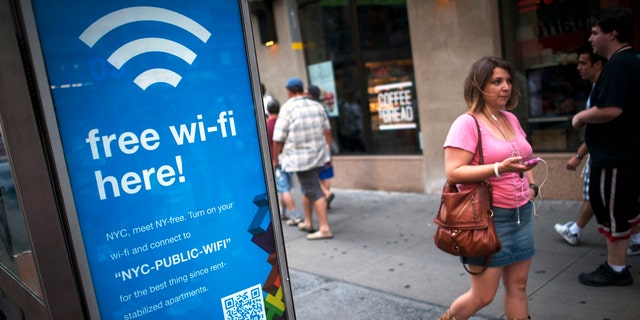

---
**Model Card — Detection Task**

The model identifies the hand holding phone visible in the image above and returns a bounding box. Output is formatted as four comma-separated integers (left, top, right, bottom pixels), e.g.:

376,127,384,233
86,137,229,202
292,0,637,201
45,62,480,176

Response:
523,157,542,166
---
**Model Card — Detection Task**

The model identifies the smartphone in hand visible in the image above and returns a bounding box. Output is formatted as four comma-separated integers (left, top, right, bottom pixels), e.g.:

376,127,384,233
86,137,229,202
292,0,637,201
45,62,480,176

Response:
523,157,542,166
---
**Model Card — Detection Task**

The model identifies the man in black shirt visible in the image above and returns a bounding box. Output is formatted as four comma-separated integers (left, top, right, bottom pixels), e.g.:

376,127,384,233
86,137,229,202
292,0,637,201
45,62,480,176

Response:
572,6,640,286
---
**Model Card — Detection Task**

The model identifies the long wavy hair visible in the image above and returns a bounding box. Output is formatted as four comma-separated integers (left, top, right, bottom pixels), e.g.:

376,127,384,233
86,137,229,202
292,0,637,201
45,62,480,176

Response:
463,56,520,113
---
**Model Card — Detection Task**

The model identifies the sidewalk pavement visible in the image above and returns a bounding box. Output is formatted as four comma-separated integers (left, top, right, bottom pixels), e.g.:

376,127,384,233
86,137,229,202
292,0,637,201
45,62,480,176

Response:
280,188,640,320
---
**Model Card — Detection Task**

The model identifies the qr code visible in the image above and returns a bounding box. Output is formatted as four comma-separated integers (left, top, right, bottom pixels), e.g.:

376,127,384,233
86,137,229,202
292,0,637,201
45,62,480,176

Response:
221,284,266,320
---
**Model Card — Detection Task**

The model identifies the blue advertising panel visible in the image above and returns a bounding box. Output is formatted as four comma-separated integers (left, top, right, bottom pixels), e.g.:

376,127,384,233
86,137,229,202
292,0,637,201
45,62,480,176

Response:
27,1,289,319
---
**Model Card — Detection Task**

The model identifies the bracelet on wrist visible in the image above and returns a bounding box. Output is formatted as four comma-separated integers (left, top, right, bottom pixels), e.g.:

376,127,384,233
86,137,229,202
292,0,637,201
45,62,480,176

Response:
529,183,539,197
575,153,583,160
493,162,501,177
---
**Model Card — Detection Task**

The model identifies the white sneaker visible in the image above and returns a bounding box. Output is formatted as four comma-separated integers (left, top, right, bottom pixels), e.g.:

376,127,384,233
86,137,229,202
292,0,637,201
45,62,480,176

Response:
554,221,580,246
628,243,640,256
286,217,303,226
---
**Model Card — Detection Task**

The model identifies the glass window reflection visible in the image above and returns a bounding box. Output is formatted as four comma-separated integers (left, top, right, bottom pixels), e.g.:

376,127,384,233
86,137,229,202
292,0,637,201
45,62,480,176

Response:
0,129,42,297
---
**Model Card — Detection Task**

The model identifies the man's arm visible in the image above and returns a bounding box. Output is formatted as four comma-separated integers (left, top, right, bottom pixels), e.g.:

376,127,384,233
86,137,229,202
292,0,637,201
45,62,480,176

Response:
324,129,332,155
572,105,623,129
272,141,283,168
566,142,588,171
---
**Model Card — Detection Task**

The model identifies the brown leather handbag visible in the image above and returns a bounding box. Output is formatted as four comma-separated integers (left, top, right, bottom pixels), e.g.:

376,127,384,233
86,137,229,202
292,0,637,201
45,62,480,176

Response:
433,114,501,274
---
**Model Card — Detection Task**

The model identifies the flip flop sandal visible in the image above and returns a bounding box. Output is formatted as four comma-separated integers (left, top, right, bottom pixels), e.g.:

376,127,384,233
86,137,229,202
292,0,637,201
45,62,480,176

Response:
307,231,333,240
297,223,316,233
326,193,335,209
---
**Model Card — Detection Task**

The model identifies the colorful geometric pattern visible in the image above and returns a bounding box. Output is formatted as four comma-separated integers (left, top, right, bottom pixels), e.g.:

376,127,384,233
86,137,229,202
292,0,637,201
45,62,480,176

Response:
249,193,287,319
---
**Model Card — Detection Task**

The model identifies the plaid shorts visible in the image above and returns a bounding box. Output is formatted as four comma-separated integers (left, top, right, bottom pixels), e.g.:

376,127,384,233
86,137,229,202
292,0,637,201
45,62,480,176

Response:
582,156,590,200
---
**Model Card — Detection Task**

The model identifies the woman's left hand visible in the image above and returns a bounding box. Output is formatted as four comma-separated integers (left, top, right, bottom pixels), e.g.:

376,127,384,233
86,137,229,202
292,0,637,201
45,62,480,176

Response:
529,184,539,199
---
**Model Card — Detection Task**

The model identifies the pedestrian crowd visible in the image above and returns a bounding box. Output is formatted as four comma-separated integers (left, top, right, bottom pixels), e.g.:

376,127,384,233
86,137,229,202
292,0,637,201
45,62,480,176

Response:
261,6,639,320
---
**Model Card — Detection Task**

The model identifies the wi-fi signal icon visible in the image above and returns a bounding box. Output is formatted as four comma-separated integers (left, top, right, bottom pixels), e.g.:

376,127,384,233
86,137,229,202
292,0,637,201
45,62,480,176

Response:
79,6,211,90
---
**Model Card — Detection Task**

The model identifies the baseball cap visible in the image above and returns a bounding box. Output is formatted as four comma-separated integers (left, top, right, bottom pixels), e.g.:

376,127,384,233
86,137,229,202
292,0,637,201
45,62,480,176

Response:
285,77,303,91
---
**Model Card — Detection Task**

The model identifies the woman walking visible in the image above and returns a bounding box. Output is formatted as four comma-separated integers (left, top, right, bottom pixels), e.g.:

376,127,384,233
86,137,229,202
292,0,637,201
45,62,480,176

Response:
439,56,539,320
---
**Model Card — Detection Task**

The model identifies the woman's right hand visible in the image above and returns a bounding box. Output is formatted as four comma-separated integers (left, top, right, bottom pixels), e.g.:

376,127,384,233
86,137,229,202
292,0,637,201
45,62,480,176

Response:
497,156,530,176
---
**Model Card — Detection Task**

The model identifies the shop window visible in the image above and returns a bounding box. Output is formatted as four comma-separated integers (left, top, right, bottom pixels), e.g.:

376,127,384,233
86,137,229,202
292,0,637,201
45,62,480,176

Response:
299,0,419,155
500,0,599,152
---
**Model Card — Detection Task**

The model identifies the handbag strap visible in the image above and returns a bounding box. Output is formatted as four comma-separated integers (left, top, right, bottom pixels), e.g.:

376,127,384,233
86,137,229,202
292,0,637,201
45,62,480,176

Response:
463,259,491,275
464,113,492,275
466,113,484,165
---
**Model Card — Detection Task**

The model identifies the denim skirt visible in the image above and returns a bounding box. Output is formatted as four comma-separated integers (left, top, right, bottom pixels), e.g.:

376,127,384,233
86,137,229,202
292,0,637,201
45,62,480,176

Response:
461,201,534,268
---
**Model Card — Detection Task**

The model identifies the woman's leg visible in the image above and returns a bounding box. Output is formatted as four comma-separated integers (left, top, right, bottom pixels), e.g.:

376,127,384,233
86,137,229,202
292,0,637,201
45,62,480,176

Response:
320,178,331,198
444,266,502,320
501,258,532,319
